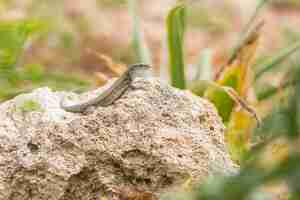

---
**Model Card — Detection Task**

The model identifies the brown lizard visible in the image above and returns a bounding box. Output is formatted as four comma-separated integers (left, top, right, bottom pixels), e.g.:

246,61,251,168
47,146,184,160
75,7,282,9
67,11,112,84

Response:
60,64,152,112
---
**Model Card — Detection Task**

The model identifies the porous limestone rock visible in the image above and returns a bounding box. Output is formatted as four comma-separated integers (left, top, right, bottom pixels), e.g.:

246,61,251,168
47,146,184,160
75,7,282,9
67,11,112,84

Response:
0,77,236,200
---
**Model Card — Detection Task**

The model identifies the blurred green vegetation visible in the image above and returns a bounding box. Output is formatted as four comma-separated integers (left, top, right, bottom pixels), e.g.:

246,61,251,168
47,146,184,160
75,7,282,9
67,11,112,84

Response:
186,6,231,34
159,2,300,199
194,64,300,200
0,19,89,101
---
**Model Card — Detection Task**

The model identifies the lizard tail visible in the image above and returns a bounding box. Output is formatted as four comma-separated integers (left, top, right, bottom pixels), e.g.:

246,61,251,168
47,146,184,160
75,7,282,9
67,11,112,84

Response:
60,97,87,113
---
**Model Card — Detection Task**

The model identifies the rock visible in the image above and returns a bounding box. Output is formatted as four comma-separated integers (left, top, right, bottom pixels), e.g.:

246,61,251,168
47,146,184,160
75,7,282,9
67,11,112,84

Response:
0,77,236,200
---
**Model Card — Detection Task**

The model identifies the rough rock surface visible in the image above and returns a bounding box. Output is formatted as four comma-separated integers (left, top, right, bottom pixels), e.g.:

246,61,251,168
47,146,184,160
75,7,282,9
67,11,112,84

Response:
0,78,236,200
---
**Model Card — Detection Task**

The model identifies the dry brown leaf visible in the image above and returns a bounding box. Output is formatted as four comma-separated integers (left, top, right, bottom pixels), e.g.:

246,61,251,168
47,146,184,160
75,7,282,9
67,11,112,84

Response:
215,21,264,81
94,72,109,86
86,48,126,75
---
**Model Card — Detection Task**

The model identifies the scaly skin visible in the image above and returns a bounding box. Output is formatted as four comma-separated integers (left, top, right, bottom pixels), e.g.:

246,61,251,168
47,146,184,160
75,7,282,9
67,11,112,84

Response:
60,64,152,112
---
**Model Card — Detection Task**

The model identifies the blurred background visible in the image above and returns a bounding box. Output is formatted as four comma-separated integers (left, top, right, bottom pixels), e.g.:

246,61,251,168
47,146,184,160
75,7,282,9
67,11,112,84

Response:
1,0,299,96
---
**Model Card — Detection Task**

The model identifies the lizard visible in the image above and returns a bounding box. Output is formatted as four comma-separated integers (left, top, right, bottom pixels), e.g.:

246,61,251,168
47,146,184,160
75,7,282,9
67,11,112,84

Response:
60,64,152,112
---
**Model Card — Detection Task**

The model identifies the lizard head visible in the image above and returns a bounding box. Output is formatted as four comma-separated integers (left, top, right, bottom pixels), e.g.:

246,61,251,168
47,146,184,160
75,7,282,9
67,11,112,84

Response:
128,64,153,79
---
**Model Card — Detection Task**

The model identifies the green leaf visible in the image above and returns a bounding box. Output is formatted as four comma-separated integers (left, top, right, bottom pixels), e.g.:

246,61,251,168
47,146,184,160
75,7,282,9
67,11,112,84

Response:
166,4,186,89
205,67,239,122
255,40,300,80
128,0,152,65
208,21,260,122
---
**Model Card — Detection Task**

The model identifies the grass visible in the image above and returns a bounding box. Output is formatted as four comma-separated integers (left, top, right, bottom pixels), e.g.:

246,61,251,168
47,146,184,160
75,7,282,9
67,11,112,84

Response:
166,4,186,89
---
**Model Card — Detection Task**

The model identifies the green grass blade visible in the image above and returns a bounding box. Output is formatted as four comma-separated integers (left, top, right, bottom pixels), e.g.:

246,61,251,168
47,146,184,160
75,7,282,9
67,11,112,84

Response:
194,48,213,81
255,40,300,80
128,0,152,65
256,80,293,101
166,4,186,89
